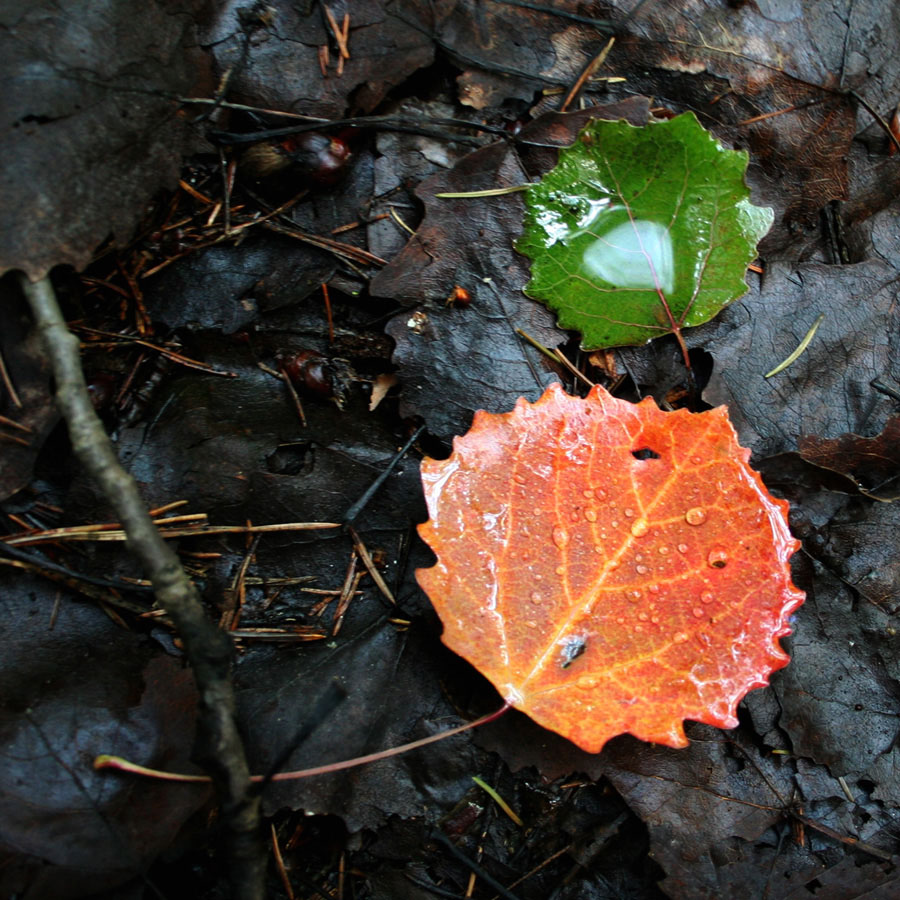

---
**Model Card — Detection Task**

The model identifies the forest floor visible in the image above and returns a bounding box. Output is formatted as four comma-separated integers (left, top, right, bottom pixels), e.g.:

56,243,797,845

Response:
3,2,900,899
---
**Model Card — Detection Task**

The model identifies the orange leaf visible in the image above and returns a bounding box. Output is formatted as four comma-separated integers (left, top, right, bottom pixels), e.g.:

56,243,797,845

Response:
417,384,804,753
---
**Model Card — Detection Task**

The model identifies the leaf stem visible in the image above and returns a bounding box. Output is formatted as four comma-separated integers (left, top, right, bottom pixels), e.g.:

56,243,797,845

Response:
672,326,692,374
95,703,512,783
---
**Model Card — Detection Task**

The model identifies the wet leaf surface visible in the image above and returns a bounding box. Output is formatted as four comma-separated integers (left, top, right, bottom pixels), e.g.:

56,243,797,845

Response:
373,100,650,440
107,341,422,527
0,574,208,900
1,0,206,280
517,114,772,349
430,0,617,103
695,202,900,458
236,617,484,831
199,1,434,120
0,281,58,501
374,138,562,441
418,383,803,752
798,416,900,500
614,0,900,254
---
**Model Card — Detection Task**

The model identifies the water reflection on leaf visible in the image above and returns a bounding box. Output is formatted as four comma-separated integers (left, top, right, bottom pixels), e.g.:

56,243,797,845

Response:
583,220,674,295
516,113,773,349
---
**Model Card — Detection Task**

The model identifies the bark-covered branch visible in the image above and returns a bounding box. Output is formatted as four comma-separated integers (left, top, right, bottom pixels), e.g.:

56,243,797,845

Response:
18,273,265,900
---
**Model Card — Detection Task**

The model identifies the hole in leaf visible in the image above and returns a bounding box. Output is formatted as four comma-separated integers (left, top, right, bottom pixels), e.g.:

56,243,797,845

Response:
560,637,586,668
266,442,314,476
631,448,660,460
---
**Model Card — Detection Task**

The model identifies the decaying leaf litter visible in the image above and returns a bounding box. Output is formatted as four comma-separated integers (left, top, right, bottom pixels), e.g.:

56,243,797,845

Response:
3,1,900,898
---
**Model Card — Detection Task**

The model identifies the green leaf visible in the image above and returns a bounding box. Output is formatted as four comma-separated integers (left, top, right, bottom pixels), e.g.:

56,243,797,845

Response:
516,113,773,350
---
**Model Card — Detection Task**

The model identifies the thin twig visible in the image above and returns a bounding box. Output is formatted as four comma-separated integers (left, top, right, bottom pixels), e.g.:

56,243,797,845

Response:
73,326,237,377
348,526,396,605
323,6,350,59
0,348,22,407
270,824,296,900
261,221,387,267
0,413,32,433
3,520,339,547
321,282,335,342
177,98,327,120
343,425,425,525
431,829,523,900
559,38,615,113
18,273,266,900
0,540,155,593
553,349,595,390
209,114,510,147
515,328,562,365
0,556,159,619
279,364,307,427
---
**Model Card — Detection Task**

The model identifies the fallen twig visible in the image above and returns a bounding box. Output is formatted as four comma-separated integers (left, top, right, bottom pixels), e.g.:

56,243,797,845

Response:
18,273,266,900
2,520,340,547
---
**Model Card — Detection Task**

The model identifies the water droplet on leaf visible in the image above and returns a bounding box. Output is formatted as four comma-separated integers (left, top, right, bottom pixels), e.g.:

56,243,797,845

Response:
685,507,707,526
552,526,568,549
707,550,728,568
630,518,649,537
